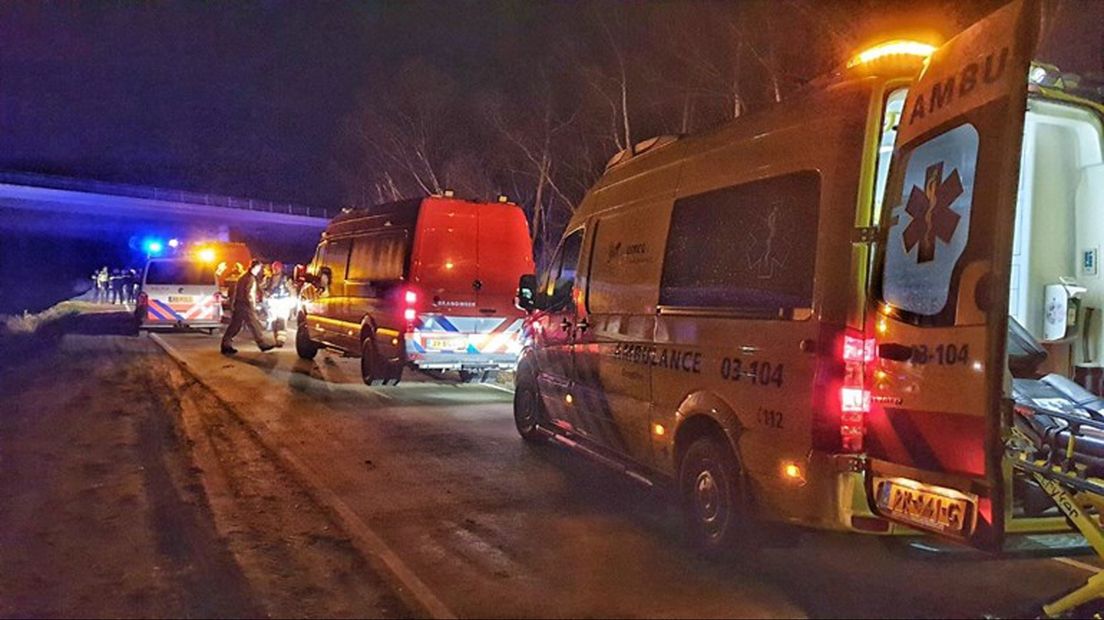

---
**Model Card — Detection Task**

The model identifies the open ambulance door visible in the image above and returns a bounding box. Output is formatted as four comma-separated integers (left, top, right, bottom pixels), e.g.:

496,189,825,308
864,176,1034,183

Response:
863,0,1040,551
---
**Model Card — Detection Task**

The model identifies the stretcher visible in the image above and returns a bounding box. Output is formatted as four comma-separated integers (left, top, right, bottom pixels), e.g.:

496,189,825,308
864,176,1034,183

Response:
1009,373,1104,617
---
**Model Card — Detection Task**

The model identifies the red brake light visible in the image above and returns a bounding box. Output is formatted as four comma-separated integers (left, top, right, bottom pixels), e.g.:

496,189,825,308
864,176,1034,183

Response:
404,289,418,305
840,328,872,452
403,308,417,322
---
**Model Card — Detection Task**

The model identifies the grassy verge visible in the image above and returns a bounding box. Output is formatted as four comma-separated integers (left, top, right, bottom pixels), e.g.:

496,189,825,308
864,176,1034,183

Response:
0,300,139,363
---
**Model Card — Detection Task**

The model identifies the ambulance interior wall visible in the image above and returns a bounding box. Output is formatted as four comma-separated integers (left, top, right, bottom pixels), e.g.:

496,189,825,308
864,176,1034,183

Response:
1010,100,1104,365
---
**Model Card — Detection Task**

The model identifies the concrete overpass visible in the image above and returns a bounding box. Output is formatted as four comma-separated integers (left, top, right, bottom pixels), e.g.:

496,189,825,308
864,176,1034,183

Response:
0,171,332,244
0,171,334,313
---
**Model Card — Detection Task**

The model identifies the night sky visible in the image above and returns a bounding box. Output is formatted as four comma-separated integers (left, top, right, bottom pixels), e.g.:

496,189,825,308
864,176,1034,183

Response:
0,2,575,206
0,1,1100,208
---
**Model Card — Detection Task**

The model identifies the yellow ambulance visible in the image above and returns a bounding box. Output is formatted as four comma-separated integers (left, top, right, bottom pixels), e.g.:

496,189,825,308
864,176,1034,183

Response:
514,0,1101,551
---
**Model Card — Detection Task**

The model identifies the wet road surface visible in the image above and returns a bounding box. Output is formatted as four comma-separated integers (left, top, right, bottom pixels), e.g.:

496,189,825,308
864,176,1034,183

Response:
158,330,1097,618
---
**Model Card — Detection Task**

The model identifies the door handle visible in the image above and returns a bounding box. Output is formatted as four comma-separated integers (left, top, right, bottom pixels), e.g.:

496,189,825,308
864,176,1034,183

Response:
560,318,573,332
576,317,590,332
878,342,913,362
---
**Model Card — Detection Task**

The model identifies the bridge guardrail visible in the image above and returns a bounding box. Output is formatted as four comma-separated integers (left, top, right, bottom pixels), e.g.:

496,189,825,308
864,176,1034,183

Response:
0,170,335,219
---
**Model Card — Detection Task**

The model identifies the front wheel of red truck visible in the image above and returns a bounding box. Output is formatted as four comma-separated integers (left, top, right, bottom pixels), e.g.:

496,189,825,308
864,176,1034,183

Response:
360,338,387,386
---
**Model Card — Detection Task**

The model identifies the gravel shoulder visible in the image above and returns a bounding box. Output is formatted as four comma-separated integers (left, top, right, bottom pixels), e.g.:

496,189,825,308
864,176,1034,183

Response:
0,333,407,618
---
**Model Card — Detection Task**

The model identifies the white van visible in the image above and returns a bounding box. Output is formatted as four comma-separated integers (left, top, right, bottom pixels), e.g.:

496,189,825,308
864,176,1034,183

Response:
137,258,222,332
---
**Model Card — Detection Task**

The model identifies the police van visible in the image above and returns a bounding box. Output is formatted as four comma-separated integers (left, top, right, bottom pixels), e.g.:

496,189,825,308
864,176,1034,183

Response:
514,0,1100,551
296,194,535,384
136,257,222,332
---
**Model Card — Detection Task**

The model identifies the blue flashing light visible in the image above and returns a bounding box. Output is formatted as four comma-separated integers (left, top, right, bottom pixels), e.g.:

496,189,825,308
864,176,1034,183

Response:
145,239,164,255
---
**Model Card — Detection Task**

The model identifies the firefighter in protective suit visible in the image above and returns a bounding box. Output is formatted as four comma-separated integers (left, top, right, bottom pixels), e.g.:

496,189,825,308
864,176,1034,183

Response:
221,260,275,355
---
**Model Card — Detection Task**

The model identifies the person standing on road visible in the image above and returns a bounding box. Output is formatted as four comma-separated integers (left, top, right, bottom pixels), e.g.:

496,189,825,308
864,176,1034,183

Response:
90,269,102,302
109,269,124,304
221,260,275,355
95,267,109,303
126,269,139,304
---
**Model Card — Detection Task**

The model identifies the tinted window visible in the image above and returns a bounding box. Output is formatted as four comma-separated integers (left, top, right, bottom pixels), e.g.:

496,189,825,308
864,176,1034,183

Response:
348,233,407,281
660,172,820,315
145,261,215,286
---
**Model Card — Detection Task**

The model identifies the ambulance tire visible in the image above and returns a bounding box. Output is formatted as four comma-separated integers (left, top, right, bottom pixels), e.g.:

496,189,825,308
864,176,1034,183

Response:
296,323,319,360
513,378,547,444
679,436,746,555
361,338,387,386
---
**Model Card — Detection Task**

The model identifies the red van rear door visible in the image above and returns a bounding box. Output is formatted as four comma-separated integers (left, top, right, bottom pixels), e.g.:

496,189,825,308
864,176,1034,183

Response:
412,199,480,312
476,203,536,315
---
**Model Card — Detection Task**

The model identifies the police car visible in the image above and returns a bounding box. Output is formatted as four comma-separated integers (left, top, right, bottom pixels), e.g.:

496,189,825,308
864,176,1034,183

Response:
136,257,222,332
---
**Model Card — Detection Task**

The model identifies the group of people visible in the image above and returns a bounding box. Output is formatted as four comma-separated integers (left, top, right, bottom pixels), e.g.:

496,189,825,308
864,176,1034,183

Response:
221,260,294,355
91,266,139,305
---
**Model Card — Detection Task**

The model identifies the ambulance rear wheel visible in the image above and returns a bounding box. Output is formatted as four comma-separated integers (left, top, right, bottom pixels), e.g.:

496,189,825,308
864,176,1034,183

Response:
361,338,387,386
513,379,547,443
679,436,745,554
296,323,319,360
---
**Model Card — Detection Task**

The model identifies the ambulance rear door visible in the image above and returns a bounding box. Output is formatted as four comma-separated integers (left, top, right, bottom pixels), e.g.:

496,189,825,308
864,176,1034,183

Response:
863,0,1039,550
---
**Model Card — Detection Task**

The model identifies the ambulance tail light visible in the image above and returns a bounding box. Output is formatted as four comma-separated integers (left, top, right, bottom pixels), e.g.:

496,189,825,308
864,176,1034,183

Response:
840,329,873,453
813,327,874,454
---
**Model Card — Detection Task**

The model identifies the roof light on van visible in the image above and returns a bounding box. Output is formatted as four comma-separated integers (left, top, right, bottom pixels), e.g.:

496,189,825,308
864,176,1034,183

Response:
198,248,217,263
846,40,936,69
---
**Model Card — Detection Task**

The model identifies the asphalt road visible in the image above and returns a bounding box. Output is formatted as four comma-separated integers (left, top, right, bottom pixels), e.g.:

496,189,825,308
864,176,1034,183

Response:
158,330,1098,619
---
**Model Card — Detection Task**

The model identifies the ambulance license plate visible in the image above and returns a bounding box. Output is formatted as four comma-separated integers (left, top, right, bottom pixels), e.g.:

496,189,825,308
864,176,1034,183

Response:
426,337,464,351
168,296,194,303
876,479,972,535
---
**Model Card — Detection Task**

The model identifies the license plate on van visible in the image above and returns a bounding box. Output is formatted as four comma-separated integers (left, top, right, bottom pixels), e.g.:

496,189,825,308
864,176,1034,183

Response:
168,295,194,303
875,479,973,535
426,337,464,351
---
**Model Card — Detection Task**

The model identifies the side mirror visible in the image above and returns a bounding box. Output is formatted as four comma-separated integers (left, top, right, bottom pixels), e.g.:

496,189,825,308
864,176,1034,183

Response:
516,273,538,311
293,264,307,283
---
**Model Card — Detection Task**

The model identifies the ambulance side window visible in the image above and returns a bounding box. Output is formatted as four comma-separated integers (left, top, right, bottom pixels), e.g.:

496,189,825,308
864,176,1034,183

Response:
660,171,821,317
542,229,584,311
